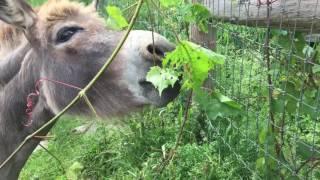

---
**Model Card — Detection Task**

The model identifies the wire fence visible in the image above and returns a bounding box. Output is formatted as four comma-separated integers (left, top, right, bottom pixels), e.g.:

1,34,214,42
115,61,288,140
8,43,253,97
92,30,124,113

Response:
203,0,320,179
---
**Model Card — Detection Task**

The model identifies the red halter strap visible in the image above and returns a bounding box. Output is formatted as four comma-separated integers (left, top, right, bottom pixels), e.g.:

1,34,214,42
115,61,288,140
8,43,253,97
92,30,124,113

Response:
23,78,82,127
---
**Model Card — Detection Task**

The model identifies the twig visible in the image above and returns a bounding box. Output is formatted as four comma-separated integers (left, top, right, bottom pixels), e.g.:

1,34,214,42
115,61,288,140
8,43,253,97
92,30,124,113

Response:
0,0,144,170
146,0,157,65
174,91,193,151
122,2,138,13
33,135,55,140
157,90,193,173
38,143,66,176
307,160,320,174
82,93,99,118
296,157,320,174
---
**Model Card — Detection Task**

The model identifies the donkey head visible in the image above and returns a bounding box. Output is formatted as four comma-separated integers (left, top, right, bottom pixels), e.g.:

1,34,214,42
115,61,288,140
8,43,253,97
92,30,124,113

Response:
0,0,179,117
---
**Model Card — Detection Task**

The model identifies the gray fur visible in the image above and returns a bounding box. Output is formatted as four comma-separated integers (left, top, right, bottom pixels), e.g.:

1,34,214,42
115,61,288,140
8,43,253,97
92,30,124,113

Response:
0,0,179,179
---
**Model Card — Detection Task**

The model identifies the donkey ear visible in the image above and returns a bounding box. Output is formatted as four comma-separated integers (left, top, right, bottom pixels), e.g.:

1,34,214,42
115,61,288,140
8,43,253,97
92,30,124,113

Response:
89,0,99,11
0,0,36,29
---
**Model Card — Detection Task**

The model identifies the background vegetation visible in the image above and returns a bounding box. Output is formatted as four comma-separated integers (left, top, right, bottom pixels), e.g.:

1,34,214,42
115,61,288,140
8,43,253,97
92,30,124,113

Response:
20,0,320,179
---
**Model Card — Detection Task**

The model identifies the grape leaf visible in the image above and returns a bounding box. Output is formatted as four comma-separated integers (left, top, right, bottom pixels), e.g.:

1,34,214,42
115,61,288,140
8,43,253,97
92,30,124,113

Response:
215,92,241,110
146,66,179,96
105,6,128,30
186,41,225,65
195,91,242,120
163,40,225,90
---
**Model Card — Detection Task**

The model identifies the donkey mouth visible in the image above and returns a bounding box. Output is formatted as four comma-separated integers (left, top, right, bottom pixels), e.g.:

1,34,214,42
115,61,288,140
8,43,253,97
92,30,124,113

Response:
138,77,180,107
138,78,155,92
138,77,180,92
138,78,153,87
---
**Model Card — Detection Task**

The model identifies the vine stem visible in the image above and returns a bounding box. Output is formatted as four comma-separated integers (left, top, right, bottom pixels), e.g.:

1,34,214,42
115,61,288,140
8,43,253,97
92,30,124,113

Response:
157,90,193,173
0,0,144,170
148,0,210,173
174,91,193,151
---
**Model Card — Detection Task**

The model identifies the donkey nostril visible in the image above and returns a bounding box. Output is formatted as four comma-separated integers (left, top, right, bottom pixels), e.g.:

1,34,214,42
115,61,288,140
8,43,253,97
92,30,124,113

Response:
147,44,165,57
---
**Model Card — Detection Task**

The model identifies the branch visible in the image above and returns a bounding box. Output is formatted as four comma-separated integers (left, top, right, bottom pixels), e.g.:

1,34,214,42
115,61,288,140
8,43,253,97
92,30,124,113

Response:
296,157,320,174
157,90,193,173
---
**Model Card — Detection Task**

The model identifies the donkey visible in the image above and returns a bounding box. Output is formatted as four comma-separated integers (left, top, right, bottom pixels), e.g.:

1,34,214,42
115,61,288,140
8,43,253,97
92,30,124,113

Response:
0,0,179,179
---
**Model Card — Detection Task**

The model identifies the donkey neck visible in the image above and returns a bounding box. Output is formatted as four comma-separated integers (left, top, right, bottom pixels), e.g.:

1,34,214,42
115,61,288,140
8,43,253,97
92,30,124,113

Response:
0,50,55,179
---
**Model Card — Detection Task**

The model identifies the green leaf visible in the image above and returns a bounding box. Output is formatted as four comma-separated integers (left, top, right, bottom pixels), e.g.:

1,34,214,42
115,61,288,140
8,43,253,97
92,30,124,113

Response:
105,6,128,30
66,161,83,180
256,157,265,170
195,91,242,120
186,41,225,65
146,66,179,96
312,64,320,74
215,92,241,110
160,0,182,8
163,40,225,90
303,45,315,58
259,128,268,144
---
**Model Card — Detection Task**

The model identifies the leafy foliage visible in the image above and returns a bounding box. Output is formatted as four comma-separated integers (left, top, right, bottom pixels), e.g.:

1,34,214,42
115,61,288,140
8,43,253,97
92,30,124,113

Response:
146,39,240,120
147,40,225,92
195,91,242,120
146,67,178,96
159,0,183,8
105,6,129,30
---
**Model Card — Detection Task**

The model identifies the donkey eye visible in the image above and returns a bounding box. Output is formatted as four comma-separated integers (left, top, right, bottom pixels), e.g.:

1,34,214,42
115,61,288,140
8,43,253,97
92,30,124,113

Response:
56,26,84,43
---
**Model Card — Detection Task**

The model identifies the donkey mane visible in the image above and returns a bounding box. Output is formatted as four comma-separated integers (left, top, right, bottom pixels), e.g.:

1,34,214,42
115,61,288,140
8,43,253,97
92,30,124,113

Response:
0,22,24,57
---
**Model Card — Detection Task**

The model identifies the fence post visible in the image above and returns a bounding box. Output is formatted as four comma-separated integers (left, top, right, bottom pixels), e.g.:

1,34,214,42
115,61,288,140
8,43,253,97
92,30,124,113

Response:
190,0,216,90
189,24,216,50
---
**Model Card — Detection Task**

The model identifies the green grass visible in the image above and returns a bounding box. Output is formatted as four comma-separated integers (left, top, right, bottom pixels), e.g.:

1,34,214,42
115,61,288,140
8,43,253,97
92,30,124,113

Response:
20,115,132,179
20,116,94,179
20,99,256,180
19,103,228,179
28,0,47,6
